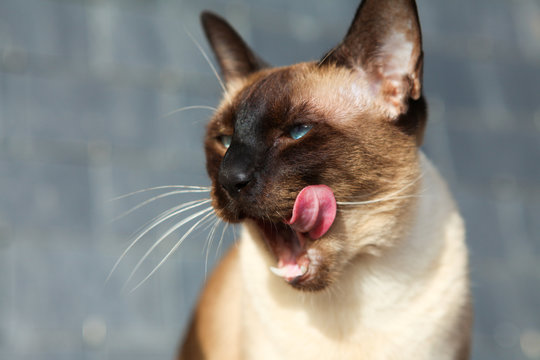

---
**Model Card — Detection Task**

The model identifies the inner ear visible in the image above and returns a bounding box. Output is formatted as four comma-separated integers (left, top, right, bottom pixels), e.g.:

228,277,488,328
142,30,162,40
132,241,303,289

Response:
201,12,268,84
322,0,423,118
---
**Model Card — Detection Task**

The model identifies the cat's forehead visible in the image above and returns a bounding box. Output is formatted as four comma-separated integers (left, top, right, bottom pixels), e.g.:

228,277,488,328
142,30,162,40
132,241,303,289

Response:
219,63,375,125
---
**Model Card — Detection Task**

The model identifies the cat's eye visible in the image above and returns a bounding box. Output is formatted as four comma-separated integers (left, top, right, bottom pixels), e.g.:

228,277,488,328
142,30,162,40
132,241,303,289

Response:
289,124,312,140
219,135,232,149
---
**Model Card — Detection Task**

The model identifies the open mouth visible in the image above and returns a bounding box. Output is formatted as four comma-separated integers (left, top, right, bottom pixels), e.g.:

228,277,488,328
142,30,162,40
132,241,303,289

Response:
256,185,337,285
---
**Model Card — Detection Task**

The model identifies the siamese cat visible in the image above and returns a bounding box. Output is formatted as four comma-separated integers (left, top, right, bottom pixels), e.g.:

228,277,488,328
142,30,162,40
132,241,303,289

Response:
180,0,471,359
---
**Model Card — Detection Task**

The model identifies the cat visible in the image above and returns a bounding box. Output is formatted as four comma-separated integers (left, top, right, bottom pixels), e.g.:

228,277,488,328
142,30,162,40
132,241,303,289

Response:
179,0,471,359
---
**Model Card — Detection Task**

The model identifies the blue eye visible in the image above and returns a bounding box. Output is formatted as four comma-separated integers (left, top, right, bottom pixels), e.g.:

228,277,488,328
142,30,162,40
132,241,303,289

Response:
220,135,232,149
289,124,312,140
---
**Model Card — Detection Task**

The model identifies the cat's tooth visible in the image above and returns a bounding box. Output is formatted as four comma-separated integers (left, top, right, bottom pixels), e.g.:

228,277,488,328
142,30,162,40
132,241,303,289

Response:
270,266,287,278
299,264,308,276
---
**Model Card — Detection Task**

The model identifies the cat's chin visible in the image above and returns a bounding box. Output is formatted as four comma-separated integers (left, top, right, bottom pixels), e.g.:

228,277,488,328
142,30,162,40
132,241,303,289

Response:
253,220,331,291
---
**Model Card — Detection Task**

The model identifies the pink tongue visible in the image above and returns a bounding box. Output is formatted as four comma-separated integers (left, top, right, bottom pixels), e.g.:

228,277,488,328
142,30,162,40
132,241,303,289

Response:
286,185,337,239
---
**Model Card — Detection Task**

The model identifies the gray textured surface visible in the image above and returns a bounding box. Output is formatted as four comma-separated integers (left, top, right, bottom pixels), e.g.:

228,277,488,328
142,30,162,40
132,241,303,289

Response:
1,0,539,359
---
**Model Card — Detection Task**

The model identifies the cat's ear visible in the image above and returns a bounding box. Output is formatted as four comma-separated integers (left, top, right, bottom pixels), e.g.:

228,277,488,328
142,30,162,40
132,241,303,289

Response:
322,0,423,118
201,12,268,84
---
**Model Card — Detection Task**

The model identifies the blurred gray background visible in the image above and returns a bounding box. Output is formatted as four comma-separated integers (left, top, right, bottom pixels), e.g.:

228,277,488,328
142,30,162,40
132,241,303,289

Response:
1,0,539,359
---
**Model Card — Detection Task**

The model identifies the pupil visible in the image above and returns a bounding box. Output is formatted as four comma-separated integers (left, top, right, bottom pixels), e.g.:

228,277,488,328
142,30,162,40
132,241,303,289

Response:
290,124,311,140
221,135,231,148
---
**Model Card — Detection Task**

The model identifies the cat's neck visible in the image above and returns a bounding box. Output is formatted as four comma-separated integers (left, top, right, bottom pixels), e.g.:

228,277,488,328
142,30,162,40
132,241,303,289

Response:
332,152,467,327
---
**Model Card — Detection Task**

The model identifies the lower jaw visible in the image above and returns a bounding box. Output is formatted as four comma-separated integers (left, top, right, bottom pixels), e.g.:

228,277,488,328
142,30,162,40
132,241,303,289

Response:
252,220,330,291
285,263,330,292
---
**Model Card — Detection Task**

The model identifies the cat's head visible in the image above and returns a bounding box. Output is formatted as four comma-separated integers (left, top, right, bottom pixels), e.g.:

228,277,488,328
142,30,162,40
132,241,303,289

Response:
201,0,426,291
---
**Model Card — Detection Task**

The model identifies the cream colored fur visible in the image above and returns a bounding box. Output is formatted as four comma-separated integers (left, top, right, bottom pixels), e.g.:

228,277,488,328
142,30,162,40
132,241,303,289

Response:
233,152,470,360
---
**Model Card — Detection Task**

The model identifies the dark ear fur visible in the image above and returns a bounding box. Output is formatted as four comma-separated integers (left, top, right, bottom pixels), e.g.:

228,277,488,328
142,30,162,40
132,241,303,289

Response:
201,12,267,84
323,0,423,117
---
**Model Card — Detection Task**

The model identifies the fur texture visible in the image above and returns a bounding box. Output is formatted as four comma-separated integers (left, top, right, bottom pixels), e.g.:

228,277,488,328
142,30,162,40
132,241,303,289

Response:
179,0,471,358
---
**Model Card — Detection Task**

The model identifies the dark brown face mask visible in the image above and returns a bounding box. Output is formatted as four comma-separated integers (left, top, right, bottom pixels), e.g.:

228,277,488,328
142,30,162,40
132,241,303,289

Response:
201,0,426,290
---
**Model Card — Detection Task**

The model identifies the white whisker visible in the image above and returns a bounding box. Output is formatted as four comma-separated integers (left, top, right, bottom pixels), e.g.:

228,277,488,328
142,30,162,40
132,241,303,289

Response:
216,222,229,259
112,189,211,222
185,28,227,93
106,199,211,283
338,194,421,206
129,208,215,292
199,214,219,234
198,215,221,257
202,217,220,254
337,173,424,206
125,206,215,291
204,218,222,277
201,216,220,254
110,185,210,202
161,105,217,120
337,199,419,214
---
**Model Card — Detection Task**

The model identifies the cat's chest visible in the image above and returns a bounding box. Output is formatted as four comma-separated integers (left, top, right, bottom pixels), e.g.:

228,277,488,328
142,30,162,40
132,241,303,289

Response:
235,156,467,360
237,229,463,360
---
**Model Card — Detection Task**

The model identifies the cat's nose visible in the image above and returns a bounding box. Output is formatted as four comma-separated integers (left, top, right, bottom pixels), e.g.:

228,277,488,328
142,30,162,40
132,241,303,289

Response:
218,144,255,197
219,169,253,196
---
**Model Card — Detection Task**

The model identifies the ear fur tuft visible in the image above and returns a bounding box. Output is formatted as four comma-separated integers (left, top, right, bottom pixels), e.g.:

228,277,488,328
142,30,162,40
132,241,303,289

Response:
322,0,423,118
